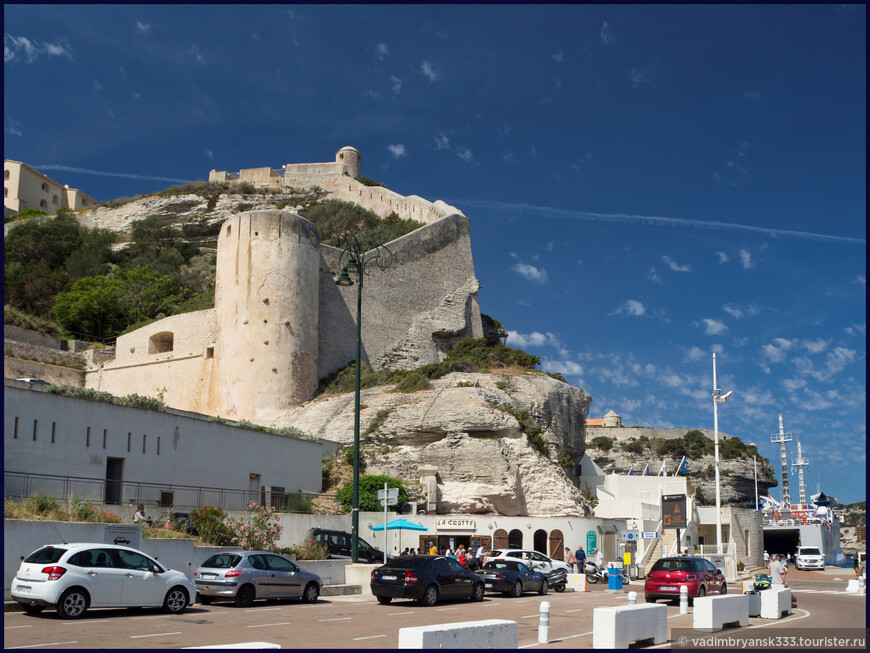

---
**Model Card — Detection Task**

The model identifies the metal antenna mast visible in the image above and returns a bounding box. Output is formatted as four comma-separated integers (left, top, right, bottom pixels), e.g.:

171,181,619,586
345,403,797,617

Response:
791,439,810,505
770,413,792,508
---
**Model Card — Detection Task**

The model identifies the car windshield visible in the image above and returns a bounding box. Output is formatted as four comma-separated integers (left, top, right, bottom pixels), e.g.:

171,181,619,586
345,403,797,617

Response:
483,561,520,571
382,557,431,571
651,559,694,573
25,546,67,564
201,554,242,568
800,548,821,556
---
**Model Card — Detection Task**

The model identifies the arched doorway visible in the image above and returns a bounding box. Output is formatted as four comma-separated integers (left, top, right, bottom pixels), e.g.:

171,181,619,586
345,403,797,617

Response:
549,529,564,560
508,529,523,549
493,529,508,550
533,529,547,554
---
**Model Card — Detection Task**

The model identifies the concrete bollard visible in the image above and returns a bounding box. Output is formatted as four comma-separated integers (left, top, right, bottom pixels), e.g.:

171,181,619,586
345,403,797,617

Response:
538,601,551,644
627,591,637,605
680,585,689,614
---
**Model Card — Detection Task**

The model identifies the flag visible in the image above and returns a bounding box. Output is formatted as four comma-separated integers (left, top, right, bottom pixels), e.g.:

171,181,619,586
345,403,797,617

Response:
642,463,650,476
658,461,667,476
681,457,687,475
627,466,634,476
674,456,686,476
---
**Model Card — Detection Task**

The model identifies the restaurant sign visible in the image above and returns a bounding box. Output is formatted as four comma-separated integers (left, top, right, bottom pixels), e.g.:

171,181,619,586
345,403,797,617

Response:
436,518,476,531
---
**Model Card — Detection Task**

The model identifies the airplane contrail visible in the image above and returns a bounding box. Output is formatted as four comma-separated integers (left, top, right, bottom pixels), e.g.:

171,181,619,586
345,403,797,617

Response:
34,165,194,185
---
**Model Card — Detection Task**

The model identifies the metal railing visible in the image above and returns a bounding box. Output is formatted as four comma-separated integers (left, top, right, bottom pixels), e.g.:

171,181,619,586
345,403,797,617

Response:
4,471,332,513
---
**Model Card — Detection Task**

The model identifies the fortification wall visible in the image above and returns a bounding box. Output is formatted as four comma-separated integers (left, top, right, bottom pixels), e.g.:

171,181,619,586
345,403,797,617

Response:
85,309,217,413
585,426,732,441
317,213,482,380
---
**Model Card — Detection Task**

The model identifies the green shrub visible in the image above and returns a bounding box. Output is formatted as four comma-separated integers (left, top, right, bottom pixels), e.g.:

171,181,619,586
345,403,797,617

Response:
4,305,60,335
620,439,646,454
363,409,392,437
558,454,574,470
588,436,614,452
495,381,508,390
190,506,234,546
581,482,599,510
4,208,51,222
280,542,329,560
354,176,384,187
391,372,431,393
337,475,407,513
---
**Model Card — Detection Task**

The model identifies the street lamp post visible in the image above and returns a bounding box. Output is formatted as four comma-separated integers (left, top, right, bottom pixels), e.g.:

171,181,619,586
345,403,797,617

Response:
335,234,392,563
712,353,732,556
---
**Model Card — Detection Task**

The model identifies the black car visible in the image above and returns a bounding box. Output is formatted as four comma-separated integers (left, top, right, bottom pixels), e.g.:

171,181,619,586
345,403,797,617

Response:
304,528,385,563
475,559,548,597
371,555,486,606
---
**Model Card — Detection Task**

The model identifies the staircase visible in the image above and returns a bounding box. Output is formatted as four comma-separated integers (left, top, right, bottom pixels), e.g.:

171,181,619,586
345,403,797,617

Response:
649,529,679,565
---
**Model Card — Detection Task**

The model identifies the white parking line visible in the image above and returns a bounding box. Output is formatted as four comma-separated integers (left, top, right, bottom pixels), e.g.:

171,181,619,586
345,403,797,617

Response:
482,602,503,607
387,611,415,616
7,642,78,649
353,635,387,641
247,622,292,628
436,607,458,611
564,608,583,613
246,607,283,612
521,614,540,618
4,625,34,629
130,632,182,639
319,617,352,622
129,614,174,620
61,620,103,625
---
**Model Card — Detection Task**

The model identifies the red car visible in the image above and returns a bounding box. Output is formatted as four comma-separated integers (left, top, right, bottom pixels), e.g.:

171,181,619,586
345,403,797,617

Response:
644,557,726,604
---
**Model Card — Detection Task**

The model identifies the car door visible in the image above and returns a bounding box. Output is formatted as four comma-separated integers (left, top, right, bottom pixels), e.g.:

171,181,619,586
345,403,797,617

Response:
69,548,125,606
530,552,553,573
433,558,457,597
704,560,724,594
265,555,304,598
517,562,540,592
446,557,474,597
117,548,164,605
246,554,272,597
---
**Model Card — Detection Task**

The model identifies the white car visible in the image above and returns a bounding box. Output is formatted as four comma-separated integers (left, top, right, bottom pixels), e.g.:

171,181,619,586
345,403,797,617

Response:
488,549,572,574
795,546,825,571
11,543,196,619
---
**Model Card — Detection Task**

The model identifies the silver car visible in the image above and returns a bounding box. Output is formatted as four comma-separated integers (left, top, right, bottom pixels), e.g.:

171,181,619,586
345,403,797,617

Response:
195,551,321,607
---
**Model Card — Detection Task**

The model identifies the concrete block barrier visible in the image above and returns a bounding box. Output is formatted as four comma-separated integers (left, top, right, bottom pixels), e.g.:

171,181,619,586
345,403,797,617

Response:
567,573,587,591
693,594,750,632
760,587,792,619
745,592,761,617
592,604,667,649
398,619,518,649
846,579,862,593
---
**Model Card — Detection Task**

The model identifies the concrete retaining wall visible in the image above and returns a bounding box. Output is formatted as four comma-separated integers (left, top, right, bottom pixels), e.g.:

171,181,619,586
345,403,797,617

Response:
398,619,518,649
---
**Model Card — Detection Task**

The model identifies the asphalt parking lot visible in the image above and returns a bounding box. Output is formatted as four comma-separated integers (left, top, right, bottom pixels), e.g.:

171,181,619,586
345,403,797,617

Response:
4,570,865,649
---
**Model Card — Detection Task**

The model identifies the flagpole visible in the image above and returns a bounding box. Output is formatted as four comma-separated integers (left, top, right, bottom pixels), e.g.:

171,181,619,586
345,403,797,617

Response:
754,456,758,513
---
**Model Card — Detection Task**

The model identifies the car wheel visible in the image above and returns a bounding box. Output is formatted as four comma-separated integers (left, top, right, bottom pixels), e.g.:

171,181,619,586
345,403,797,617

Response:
234,584,255,608
301,582,320,604
698,585,706,597
163,587,189,614
56,588,89,619
538,579,548,595
198,595,214,605
418,584,439,607
511,581,522,598
472,583,485,602
22,604,45,614
721,582,727,596
644,595,656,603
376,596,392,605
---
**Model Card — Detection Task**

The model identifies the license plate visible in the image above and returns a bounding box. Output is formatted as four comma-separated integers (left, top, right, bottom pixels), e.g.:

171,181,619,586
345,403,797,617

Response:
485,583,493,588
202,573,217,580
659,586,678,591
382,575,397,581
16,585,31,593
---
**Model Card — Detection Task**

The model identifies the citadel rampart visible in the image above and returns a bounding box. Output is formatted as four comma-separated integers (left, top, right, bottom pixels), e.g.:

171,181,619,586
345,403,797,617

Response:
85,209,483,425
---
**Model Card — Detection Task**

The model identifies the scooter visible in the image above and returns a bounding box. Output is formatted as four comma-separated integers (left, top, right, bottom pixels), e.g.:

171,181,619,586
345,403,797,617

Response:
585,561,629,585
545,567,568,593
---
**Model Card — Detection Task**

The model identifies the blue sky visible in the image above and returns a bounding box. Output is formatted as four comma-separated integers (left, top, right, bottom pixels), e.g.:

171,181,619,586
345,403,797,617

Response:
4,5,865,503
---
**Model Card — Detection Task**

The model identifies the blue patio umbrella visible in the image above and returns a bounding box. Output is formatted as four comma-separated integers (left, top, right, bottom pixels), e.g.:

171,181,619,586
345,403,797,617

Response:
370,518,428,556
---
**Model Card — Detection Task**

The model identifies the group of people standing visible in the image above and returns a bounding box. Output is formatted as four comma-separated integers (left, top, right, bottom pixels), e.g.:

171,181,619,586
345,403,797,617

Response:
564,545,603,573
400,542,492,570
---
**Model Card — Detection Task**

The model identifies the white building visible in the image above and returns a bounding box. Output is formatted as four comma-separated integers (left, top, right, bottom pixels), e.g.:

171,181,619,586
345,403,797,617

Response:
4,160,96,217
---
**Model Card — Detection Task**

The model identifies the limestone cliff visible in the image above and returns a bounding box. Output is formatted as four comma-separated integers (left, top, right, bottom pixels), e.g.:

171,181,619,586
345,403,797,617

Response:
272,371,592,516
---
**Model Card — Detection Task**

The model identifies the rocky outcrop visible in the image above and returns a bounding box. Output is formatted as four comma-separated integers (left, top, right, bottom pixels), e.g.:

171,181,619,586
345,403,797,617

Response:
273,371,592,516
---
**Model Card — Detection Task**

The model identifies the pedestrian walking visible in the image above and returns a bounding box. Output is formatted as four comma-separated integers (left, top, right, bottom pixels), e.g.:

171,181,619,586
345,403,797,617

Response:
595,547,604,568
574,545,587,573
565,547,576,572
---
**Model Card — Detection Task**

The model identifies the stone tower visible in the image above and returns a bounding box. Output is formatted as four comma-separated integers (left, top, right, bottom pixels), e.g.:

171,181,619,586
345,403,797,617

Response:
336,146,362,178
210,210,320,422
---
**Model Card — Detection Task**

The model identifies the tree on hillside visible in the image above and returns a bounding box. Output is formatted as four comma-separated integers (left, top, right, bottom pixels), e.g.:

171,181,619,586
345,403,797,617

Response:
337,475,408,514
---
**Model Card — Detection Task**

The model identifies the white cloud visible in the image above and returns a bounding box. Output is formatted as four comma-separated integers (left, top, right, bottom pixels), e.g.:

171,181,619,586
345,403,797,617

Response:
782,377,807,392
387,144,407,159
390,75,402,94
456,147,473,162
614,300,646,317
542,358,583,377
419,60,440,82
188,45,206,65
738,248,755,269
507,331,561,349
852,274,866,286
723,303,760,319
375,43,389,60
801,339,830,354
503,152,519,164
434,133,449,150
661,255,691,272
205,149,213,159
630,68,650,87
4,118,22,136
601,21,615,44
512,263,547,284
92,80,103,91
647,267,662,284
5,35,72,63
136,22,151,34
552,50,563,64
745,89,762,101
844,323,866,336
701,319,728,335
760,338,795,364
685,347,705,362
716,251,729,264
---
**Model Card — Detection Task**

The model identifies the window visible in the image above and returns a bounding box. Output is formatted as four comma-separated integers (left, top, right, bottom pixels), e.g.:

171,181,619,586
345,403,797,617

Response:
127,432,131,452
206,347,214,358
51,422,56,443
41,183,48,191
14,417,18,439
103,429,107,449
157,436,160,455
40,199,48,208
4,170,9,179
148,332,174,354
52,195,59,205
33,420,38,441
142,434,147,453
248,555,268,570
117,549,152,571
266,555,297,572
86,426,91,447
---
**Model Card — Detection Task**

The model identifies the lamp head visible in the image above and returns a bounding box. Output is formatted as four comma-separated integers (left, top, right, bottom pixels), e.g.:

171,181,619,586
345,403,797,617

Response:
336,268,354,286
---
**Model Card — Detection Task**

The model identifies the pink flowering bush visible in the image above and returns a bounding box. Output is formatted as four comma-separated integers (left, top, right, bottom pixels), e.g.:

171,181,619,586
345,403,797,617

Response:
223,502,282,552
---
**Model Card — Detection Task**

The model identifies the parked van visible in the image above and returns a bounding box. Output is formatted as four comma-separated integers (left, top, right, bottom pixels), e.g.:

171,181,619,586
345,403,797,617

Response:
304,528,386,563
795,546,825,570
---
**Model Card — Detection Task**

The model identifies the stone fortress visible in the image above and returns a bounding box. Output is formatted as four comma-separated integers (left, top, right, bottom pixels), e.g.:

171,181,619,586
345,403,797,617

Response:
86,148,488,424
